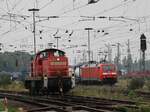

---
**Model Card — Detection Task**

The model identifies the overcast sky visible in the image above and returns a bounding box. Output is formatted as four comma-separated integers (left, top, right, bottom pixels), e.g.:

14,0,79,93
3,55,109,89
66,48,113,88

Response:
0,0,150,64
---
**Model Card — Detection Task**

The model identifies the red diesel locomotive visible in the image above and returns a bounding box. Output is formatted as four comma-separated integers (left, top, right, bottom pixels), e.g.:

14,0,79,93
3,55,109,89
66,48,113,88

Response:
25,48,72,94
80,62,117,84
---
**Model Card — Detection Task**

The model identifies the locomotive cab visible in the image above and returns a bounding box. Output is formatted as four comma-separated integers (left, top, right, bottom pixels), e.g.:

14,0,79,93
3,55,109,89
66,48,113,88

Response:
25,48,72,95
80,62,117,85
100,64,117,84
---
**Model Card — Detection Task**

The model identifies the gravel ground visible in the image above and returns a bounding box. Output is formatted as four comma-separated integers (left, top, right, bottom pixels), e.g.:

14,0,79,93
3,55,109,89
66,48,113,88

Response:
7,99,39,112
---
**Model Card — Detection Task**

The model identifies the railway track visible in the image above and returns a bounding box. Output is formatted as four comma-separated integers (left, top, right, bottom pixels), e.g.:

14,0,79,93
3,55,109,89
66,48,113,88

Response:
135,91,150,99
0,92,112,112
0,90,139,112
43,95,138,111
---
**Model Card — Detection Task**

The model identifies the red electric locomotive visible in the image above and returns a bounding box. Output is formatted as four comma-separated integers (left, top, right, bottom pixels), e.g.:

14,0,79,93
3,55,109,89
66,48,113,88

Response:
80,62,117,84
25,48,72,95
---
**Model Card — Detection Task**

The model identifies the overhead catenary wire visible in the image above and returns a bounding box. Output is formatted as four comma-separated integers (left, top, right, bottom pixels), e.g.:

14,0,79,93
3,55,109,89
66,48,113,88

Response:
93,0,136,16
57,0,87,16
0,13,149,42
61,4,88,16
1,12,150,37
6,0,14,11
39,0,55,10
0,0,146,29
5,0,10,12
11,0,24,11
0,0,149,58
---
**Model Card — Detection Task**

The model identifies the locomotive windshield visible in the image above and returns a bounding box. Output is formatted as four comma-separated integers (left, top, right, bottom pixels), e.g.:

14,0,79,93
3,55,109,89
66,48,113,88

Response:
37,49,65,58
39,52,49,59
54,50,65,56
102,65,115,72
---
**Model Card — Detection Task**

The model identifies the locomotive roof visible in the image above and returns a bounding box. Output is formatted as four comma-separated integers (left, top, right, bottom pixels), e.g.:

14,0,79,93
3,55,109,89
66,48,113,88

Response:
37,48,65,55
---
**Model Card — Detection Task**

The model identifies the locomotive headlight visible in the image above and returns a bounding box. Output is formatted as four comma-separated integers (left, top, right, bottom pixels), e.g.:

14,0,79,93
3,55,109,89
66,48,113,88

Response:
57,58,60,61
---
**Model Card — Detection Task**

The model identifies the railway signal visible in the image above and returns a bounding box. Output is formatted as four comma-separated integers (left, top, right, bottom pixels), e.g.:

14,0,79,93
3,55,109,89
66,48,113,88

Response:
140,34,147,71
140,34,147,52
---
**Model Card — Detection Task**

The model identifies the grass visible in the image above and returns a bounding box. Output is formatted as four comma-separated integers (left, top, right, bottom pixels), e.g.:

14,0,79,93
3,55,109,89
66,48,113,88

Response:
0,81,27,92
0,79,150,112
70,79,131,100
70,79,149,101
69,78,150,112
115,105,150,112
70,85,130,100
0,99,18,112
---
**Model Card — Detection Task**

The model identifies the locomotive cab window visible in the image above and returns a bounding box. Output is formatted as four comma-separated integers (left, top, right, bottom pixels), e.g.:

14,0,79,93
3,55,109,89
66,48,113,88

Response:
43,52,49,58
39,54,43,59
96,64,100,69
59,51,65,56
54,50,65,56
97,66,100,69
102,65,115,72
54,51,59,56
90,63,97,67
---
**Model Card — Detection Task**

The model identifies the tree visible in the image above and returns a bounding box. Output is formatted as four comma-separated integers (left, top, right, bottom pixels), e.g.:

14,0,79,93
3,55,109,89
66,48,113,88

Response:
0,73,12,87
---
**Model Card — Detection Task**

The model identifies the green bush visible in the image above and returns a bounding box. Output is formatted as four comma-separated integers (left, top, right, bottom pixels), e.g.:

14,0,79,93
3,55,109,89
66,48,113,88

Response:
115,106,128,112
127,108,140,112
128,90,137,99
144,79,150,91
0,74,12,87
128,78,145,90
140,105,150,112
